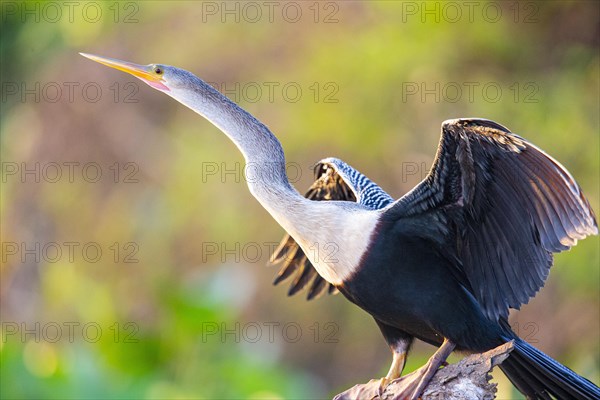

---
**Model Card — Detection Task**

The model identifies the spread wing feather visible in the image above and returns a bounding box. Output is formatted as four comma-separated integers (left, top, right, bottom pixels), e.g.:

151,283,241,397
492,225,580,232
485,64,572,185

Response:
387,118,597,320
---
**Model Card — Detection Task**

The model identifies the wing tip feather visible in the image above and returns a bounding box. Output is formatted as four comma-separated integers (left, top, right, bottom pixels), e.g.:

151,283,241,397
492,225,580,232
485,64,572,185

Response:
442,118,512,134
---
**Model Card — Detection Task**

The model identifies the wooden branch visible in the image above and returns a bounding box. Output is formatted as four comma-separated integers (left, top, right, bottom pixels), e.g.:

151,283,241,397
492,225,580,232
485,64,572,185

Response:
334,341,514,400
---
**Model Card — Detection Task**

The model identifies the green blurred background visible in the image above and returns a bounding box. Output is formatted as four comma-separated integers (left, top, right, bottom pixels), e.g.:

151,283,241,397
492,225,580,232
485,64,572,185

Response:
1,1,598,399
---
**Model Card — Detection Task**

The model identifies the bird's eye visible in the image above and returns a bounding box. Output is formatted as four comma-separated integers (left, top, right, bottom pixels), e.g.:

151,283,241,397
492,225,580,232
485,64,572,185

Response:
153,66,163,75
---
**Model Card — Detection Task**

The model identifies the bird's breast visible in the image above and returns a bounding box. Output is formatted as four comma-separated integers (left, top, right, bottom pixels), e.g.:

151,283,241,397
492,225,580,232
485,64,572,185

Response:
290,205,380,286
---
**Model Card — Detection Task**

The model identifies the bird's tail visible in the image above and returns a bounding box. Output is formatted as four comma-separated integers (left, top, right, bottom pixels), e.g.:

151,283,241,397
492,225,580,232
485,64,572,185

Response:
499,337,599,399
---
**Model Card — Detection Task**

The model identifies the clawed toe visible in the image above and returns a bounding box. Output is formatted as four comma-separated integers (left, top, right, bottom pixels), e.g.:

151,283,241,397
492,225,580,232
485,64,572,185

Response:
375,373,420,400
377,377,393,399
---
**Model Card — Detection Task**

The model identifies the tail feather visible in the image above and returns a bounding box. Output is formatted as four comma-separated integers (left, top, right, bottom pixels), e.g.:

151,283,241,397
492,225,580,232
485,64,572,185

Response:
504,347,569,399
501,360,549,400
501,358,552,400
500,337,600,399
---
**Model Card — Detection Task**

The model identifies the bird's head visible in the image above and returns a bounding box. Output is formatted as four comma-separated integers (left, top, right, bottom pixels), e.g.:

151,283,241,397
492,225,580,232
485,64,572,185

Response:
80,52,273,154
79,53,205,94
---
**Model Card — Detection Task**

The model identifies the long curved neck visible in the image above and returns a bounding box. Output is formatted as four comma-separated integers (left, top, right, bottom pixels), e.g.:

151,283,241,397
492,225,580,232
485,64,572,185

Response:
164,76,377,286
167,79,306,221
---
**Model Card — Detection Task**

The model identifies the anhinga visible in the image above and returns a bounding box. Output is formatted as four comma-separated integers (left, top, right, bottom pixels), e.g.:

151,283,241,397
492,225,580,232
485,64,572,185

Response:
81,53,599,400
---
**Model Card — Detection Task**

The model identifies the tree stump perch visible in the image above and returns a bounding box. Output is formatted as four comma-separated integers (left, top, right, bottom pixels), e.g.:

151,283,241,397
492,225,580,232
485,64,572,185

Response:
334,341,514,400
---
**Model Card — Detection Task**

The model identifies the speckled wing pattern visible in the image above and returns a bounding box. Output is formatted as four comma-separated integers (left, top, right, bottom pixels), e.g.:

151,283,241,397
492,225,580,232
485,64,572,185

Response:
269,158,394,300
387,118,598,321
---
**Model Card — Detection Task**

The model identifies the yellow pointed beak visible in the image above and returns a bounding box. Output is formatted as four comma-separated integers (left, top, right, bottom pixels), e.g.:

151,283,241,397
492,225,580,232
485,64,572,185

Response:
80,53,169,91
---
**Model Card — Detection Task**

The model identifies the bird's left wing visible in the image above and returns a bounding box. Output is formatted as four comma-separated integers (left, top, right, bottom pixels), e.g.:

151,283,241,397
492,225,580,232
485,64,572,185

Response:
270,158,394,300
385,119,598,321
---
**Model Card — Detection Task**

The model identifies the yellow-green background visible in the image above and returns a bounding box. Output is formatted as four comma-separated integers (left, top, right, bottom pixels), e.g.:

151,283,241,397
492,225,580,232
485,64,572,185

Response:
1,1,598,399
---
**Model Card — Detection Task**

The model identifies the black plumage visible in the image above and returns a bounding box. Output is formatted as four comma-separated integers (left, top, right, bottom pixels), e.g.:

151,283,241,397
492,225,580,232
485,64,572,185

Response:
387,119,597,321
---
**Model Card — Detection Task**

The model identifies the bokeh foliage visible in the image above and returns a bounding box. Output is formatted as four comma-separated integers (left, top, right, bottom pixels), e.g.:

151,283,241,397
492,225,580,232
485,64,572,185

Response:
1,1,598,399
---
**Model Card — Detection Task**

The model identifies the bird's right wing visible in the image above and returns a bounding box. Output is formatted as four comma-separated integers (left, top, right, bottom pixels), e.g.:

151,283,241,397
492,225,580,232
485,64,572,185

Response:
269,158,393,300
385,118,597,321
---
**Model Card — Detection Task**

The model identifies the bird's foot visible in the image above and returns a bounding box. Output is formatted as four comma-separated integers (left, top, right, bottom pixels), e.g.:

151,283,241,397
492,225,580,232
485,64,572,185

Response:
377,377,394,399
377,350,407,399
378,339,455,400
377,377,388,398
402,366,428,400
374,370,422,400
